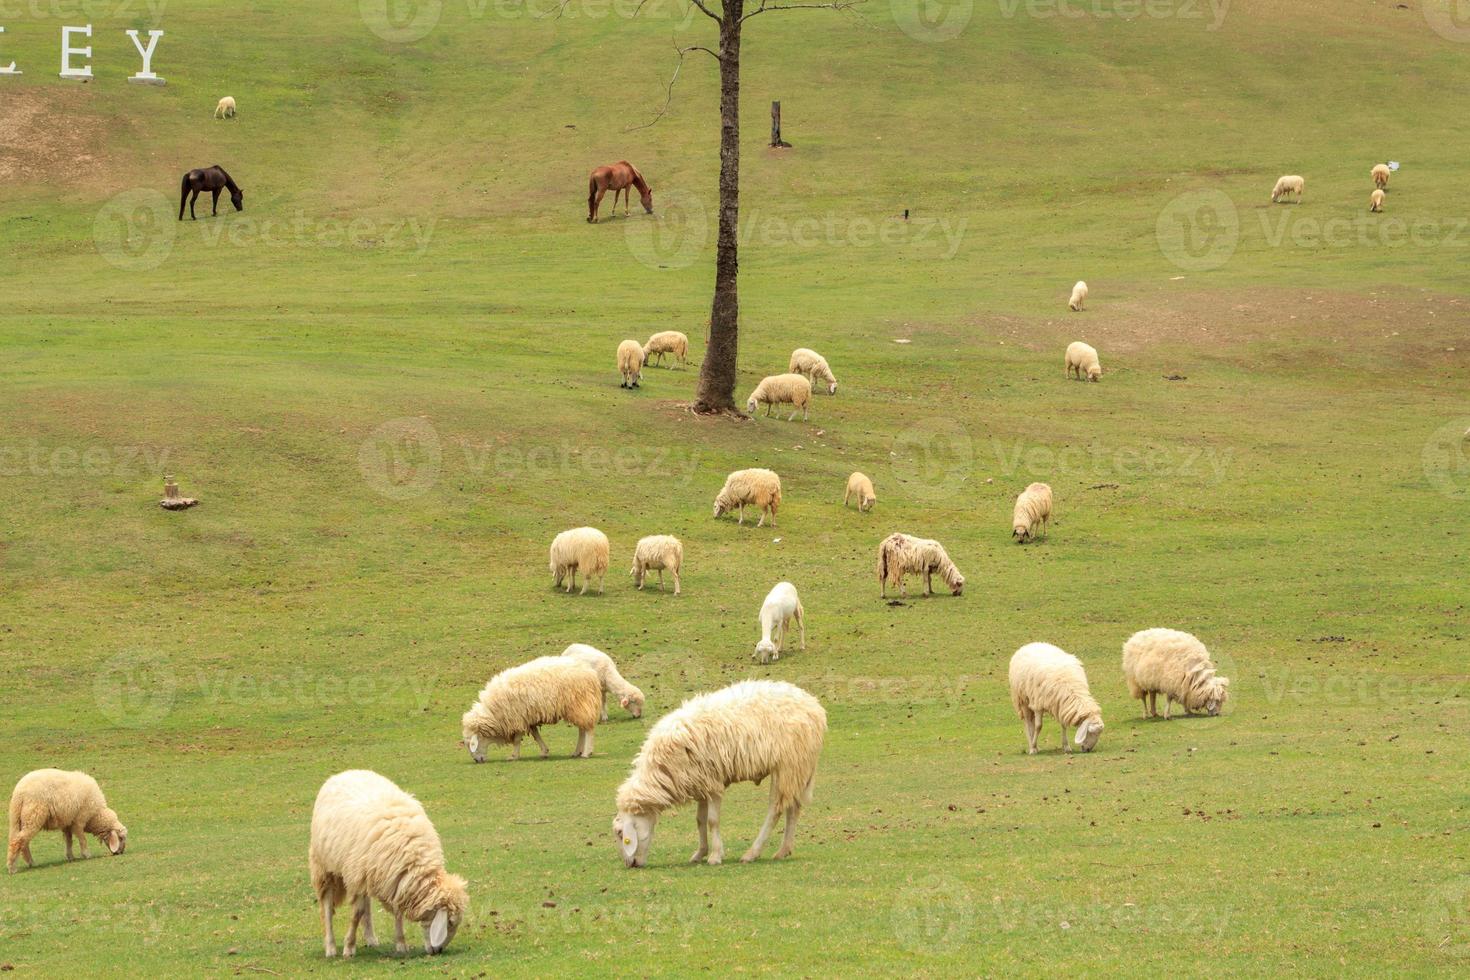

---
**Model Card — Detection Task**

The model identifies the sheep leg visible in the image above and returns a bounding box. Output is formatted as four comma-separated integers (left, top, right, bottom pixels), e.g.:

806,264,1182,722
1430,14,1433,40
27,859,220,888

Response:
705,796,724,865
531,726,550,757
361,902,377,947
63,828,74,860
320,896,338,957
566,568,577,594
1163,696,1173,721
75,825,90,859
393,912,408,955
8,829,34,873
672,569,680,595
510,735,522,760
924,569,933,595
344,895,370,957
1061,722,1071,753
741,794,782,863
737,504,745,526
772,805,801,860
576,728,595,758
756,507,767,529
657,568,664,591
1022,712,1037,754
691,799,710,863
579,569,589,596
600,692,609,723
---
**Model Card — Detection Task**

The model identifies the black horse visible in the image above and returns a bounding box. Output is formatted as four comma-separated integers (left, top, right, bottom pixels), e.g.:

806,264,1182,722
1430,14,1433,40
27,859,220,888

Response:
179,165,244,221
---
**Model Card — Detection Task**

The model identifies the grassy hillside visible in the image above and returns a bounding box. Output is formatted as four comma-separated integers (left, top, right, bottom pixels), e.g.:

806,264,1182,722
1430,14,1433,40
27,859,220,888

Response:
2,0,1468,975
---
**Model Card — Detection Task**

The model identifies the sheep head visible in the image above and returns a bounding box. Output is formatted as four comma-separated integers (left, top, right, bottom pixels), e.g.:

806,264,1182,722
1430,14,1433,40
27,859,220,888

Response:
1087,365,1101,382
753,640,778,664
463,731,486,764
1203,676,1230,716
745,394,759,415
1073,717,1104,752
613,811,657,868
827,381,838,395
620,692,645,718
1013,524,1031,543
712,495,729,519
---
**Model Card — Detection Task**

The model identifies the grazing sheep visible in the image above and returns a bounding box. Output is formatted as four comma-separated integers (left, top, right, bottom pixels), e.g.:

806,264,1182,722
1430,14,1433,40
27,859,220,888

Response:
1068,281,1088,312
617,339,644,388
1122,628,1231,719
788,348,838,394
746,373,812,421
309,770,468,958
561,643,645,720
613,680,826,868
754,581,805,664
461,655,603,761
877,532,965,598
1370,188,1385,213
1372,163,1390,190
713,468,782,527
1065,341,1102,382
214,96,236,119
642,331,689,368
1012,482,1053,543
843,472,876,512
630,534,683,595
1271,174,1304,203
549,526,610,595
1008,642,1104,755
8,769,127,874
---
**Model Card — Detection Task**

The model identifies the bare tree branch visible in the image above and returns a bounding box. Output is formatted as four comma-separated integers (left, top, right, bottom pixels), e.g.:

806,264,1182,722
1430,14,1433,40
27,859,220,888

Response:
625,42,721,133
686,0,725,24
741,0,863,22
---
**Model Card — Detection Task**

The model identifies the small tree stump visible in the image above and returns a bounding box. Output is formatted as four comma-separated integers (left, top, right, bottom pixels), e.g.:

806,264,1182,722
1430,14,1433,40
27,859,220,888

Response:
770,101,792,148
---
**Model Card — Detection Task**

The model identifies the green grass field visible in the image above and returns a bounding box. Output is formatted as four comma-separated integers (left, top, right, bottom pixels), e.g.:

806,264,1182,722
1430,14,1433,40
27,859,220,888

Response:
2,0,1469,975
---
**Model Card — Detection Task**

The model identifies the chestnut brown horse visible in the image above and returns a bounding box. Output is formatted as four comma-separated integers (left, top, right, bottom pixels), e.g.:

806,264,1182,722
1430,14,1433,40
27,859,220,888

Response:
179,165,244,221
587,161,652,223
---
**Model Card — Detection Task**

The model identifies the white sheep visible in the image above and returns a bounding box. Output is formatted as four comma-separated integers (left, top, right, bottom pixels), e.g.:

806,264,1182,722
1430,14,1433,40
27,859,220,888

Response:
309,770,468,958
877,532,965,598
1008,642,1104,754
1068,281,1088,312
1065,341,1102,381
1271,174,1304,203
549,526,610,595
1370,189,1385,213
643,331,688,368
754,581,806,664
713,468,782,527
746,373,812,421
1122,628,1230,719
843,471,876,512
1372,163,1390,190
214,96,236,119
613,680,826,867
617,339,644,388
8,769,127,874
461,655,604,761
561,643,645,720
1012,482,1053,543
630,534,683,595
788,348,838,394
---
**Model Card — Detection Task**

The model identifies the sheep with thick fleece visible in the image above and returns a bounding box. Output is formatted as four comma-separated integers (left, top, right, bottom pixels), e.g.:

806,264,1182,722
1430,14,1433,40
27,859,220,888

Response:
549,526,610,595
1271,175,1304,203
877,532,964,598
617,339,644,388
642,331,688,368
461,656,603,761
1068,281,1088,312
561,643,645,720
754,581,805,664
843,471,876,512
613,680,826,867
788,348,838,394
713,468,782,527
1122,628,1230,719
214,96,237,119
1372,163,1390,190
746,374,812,421
1008,642,1104,754
309,770,468,958
1012,482,1053,543
1370,189,1385,213
630,534,683,595
1065,341,1102,381
8,769,127,874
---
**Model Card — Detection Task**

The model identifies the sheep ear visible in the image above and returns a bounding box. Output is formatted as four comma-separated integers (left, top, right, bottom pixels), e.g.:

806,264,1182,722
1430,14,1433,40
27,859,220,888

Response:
428,908,450,949
619,696,630,709
106,831,122,854
467,735,480,755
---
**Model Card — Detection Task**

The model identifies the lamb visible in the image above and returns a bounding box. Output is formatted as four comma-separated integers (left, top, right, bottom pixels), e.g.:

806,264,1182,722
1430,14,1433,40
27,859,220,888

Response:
8,769,127,874
1122,628,1230,719
1271,174,1304,203
214,96,236,119
1068,280,1088,312
1065,341,1102,381
843,471,876,512
1012,482,1053,543
746,373,812,421
309,770,468,958
1008,642,1104,754
877,532,965,598
561,643,645,720
754,581,805,664
787,348,838,394
1370,188,1385,213
612,680,826,868
1372,163,1390,190
713,468,782,527
642,330,688,368
461,655,603,761
549,526,610,595
617,339,644,388
630,534,683,595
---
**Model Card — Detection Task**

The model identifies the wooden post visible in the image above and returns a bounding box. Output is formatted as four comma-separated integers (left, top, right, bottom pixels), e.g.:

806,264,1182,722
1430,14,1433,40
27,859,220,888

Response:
770,101,791,148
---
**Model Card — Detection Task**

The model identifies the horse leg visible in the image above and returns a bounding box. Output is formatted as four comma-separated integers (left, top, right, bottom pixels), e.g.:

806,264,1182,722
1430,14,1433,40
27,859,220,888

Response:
190,189,201,220
211,188,221,216
592,187,607,224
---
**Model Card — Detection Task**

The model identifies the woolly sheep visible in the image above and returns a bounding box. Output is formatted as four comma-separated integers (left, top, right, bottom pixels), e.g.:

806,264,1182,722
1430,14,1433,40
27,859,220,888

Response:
549,526,610,595
630,534,683,595
561,643,645,720
309,770,468,958
1122,628,1231,719
461,656,603,761
643,330,688,368
713,468,782,527
843,471,876,512
877,532,965,598
746,373,812,421
754,581,805,664
1370,188,1385,213
1271,175,1304,203
8,769,127,874
1008,642,1104,754
1012,482,1053,543
617,339,644,388
214,96,236,119
1065,341,1102,382
1372,163,1390,190
788,348,838,394
1068,281,1088,312
613,680,826,868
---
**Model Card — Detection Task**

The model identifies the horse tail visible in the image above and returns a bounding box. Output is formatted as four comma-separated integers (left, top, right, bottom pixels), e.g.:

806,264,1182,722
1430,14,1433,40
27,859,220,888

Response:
179,171,191,219
588,174,598,207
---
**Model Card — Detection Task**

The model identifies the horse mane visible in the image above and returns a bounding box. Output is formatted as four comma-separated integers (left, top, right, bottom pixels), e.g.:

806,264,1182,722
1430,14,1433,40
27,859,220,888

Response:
623,161,649,194
212,165,239,192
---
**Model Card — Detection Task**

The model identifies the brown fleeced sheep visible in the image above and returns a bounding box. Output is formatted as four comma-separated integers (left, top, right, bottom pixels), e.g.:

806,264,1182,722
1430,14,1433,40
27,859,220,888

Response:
746,374,812,421
8,769,128,873
713,468,782,528
617,339,644,388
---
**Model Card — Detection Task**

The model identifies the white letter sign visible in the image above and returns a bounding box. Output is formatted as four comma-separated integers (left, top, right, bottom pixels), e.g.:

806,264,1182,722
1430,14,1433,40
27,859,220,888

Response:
126,29,165,84
0,27,19,75
60,25,92,79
